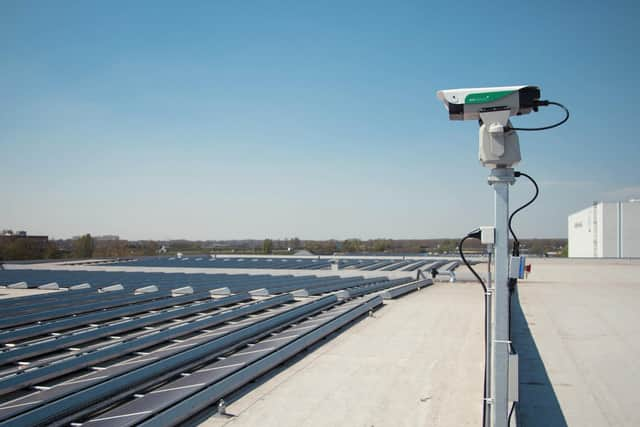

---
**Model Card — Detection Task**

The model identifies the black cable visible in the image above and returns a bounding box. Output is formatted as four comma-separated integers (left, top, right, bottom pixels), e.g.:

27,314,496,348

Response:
507,172,540,385
459,231,488,427
507,172,539,355
508,401,517,425
508,171,539,256
458,233,486,292
507,101,569,132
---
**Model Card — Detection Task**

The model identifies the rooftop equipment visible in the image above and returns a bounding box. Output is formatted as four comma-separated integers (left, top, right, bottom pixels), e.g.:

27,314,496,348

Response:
437,85,569,427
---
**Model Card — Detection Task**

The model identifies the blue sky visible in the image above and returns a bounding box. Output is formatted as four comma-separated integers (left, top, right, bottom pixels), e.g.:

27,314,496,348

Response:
1,1,638,240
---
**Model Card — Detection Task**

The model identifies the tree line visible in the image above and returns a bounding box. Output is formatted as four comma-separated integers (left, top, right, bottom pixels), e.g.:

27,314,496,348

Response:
0,234,568,260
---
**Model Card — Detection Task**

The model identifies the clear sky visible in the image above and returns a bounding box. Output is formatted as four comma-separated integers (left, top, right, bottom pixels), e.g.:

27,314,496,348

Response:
1,1,639,240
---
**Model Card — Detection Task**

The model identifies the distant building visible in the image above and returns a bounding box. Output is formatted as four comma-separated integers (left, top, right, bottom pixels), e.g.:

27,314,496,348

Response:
568,201,640,258
0,232,49,252
94,235,120,241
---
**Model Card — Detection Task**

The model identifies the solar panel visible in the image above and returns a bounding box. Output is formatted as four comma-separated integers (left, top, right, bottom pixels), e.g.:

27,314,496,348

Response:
0,268,427,425
88,295,382,426
0,295,333,424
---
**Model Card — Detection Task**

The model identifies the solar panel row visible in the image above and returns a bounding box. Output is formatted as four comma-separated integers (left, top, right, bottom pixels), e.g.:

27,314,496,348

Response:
93,295,385,427
0,269,432,426
102,255,461,272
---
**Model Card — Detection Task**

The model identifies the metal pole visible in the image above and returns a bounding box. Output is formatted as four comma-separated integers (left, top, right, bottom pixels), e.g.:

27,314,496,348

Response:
484,244,493,427
489,167,514,427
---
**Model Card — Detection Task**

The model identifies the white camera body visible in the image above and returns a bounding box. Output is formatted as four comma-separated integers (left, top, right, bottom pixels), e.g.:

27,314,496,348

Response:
436,85,540,121
436,85,541,168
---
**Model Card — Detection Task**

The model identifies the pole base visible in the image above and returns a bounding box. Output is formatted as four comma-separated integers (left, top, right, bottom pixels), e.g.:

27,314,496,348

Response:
488,167,516,186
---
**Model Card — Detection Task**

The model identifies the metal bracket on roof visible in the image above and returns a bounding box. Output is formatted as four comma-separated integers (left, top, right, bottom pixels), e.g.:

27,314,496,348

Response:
134,285,159,295
290,289,310,298
217,399,230,417
249,288,270,298
99,284,124,293
7,282,28,289
171,286,194,297
209,287,231,297
335,290,350,301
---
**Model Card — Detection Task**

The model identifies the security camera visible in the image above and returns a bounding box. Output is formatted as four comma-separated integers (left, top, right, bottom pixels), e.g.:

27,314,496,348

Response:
436,85,540,121
436,85,540,168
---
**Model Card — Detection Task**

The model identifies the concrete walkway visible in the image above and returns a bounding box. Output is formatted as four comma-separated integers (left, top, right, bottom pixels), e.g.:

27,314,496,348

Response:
201,282,484,427
514,258,640,427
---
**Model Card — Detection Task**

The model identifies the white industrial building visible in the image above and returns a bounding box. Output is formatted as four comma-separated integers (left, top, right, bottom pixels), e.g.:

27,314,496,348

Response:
568,200,640,258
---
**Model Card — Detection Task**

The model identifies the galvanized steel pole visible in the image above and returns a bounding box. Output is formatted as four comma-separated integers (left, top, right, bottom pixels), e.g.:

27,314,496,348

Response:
484,243,493,427
489,167,514,427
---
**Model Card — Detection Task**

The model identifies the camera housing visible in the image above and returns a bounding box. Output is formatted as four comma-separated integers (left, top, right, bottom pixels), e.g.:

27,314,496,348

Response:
436,85,540,121
436,85,542,167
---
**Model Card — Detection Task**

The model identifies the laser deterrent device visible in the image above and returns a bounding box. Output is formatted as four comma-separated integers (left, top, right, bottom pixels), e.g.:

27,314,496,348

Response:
438,86,540,168
436,85,540,121
436,85,569,427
